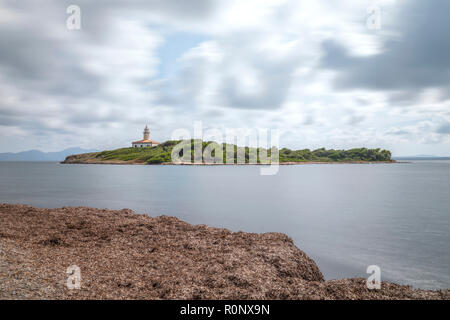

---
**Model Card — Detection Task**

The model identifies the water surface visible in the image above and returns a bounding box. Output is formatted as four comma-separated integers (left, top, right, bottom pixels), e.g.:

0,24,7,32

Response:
0,161,449,290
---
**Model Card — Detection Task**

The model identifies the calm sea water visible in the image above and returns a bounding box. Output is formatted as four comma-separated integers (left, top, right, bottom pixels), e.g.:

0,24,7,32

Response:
0,161,449,290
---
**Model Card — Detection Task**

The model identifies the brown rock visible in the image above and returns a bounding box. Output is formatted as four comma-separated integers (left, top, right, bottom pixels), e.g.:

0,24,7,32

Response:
0,203,448,300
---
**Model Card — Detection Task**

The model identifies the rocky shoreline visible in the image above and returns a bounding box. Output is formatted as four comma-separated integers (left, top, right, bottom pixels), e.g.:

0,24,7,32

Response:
0,203,447,300
62,153,397,166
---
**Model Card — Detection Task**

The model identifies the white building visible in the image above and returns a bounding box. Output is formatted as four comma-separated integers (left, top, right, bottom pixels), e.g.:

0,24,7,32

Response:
132,125,160,148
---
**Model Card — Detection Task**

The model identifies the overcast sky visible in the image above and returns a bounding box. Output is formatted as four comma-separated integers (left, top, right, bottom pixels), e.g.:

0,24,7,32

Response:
0,0,449,155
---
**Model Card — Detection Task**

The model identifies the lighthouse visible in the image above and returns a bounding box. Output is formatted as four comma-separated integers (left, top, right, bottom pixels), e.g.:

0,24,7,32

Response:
131,125,160,148
143,125,150,140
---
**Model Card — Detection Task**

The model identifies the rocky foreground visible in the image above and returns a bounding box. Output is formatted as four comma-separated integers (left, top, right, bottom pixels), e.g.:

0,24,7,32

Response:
0,204,448,300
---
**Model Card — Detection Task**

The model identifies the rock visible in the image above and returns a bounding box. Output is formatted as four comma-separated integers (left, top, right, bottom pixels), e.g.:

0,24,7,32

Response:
0,203,448,300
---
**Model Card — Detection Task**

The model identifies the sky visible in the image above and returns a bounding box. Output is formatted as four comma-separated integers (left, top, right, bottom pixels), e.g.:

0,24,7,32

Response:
0,0,449,156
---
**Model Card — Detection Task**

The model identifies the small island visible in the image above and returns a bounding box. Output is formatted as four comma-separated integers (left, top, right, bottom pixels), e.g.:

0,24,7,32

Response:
63,127,394,165
62,140,394,165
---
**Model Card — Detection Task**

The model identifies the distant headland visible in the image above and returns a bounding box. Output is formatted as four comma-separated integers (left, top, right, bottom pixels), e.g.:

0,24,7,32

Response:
0,147,99,162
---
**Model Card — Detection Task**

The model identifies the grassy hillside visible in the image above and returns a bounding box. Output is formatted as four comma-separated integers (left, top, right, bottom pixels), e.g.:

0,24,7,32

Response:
63,140,392,164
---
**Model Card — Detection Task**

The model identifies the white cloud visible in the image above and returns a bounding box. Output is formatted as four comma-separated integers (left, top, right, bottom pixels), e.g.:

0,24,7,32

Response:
0,0,449,156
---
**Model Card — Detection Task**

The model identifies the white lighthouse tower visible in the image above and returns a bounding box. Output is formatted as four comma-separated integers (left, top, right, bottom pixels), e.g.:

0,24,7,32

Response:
131,125,160,148
143,125,150,140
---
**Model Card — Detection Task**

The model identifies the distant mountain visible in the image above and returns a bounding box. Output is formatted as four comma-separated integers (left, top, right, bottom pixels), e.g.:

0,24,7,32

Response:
0,148,99,162
394,155,450,160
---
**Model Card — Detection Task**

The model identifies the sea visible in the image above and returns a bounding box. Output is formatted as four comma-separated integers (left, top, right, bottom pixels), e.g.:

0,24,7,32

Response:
0,160,449,290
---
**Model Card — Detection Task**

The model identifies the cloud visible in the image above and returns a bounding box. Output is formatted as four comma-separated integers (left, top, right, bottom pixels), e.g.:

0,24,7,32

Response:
166,32,305,111
437,123,450,134
0,0,449,156
320,0,450,103
386,129,410,136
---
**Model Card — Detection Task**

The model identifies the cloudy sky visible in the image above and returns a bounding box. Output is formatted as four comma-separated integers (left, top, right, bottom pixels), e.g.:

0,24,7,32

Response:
0,0,449,155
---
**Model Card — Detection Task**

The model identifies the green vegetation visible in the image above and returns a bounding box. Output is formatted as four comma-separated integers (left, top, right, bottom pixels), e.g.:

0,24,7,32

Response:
95,140,178,163
88,140,392,164
279,147,392,162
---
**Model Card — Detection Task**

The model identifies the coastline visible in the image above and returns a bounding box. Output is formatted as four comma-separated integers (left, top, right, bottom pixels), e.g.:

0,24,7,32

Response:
61,145,396,165
0,203,447,300
61,159,398,165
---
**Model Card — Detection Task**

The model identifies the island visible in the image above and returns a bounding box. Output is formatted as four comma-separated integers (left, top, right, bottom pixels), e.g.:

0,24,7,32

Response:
62,140,395,165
